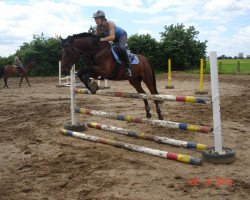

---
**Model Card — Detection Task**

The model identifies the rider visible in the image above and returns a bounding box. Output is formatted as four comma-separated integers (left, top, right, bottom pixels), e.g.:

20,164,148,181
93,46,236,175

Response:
14,54,24,75
93,10,132,77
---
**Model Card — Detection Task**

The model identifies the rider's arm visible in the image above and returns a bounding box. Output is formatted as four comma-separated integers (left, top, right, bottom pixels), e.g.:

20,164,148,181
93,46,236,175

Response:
100,21,115,42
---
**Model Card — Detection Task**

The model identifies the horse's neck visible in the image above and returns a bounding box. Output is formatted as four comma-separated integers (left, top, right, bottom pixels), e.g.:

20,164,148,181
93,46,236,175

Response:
75,36,110,55
24,63,35,70
96,42,111,53
99,42,111,49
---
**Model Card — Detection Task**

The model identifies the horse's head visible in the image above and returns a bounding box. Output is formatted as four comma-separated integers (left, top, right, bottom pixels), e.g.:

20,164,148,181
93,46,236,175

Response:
61,33,102,75
29,60,37,68
61,36,81,76
23,60,37,70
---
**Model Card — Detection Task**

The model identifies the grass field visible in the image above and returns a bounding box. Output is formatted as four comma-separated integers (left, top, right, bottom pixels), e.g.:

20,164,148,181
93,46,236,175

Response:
190,59,250,75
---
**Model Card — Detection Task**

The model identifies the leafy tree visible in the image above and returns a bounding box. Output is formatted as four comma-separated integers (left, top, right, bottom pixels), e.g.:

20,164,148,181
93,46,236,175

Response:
88,26,96,34
128,34,165,71
0,24,208,76
18,33,61,76
0,55,15,67
160,24,207,70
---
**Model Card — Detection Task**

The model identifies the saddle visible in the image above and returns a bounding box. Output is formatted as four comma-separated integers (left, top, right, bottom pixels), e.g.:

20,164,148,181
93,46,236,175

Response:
111,46,139,65
101,45,139,80
13,64,23,74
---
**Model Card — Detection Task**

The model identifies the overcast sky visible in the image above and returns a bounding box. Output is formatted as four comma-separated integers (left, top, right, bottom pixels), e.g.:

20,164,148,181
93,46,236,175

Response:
0,0,250,57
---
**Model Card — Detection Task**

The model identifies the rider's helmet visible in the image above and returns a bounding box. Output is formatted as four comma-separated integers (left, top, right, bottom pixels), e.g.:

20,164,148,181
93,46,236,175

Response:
92,10,105,18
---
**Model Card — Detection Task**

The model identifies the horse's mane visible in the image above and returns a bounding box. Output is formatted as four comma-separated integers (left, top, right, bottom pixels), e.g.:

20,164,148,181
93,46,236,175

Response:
62,32,100,46
73,32,94,38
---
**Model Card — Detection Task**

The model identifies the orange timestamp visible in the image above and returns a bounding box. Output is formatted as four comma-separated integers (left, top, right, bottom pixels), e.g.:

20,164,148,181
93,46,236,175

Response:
188,177,233,187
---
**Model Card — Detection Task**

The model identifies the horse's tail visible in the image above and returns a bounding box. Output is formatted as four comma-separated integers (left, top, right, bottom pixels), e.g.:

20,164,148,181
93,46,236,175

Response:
0,66,4,79
147,59,159,94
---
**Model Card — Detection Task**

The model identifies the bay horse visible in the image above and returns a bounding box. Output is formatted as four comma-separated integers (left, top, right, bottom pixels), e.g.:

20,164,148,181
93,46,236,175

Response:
0,61,36,88
61,33,163,120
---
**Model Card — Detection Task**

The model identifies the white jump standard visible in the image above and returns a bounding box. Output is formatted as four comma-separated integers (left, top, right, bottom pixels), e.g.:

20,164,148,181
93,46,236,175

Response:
202,51,235,164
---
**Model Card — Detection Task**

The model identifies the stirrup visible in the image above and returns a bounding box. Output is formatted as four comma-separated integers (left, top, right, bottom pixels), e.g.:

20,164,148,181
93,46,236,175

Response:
125,69,132,77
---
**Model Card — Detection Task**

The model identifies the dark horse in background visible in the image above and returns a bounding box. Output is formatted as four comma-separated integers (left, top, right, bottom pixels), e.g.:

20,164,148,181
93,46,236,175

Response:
0,61,36,88
61,33,163,120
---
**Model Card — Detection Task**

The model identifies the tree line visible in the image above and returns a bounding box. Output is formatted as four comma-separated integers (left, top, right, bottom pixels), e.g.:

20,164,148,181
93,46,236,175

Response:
0,24,207,76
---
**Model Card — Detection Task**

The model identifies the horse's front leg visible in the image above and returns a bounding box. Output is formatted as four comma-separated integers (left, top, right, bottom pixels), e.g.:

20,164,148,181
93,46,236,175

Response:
77,69,99,94
19,75,24,87
77,69,90,88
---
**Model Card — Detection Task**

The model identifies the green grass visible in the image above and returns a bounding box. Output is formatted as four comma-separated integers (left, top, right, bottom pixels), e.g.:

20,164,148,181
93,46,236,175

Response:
188,59,250,75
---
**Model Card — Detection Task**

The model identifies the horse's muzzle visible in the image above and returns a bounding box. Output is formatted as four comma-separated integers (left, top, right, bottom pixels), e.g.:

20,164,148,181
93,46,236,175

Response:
61,65,70,76
62,70,70,76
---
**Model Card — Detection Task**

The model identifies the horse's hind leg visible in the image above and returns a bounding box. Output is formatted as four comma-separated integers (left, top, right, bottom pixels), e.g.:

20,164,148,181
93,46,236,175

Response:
129,79,152,119
153,100,163,120
4,77,9,88
142,75,163,120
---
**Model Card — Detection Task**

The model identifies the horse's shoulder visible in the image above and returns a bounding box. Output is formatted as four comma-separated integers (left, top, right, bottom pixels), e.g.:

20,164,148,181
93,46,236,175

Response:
102,41,111,48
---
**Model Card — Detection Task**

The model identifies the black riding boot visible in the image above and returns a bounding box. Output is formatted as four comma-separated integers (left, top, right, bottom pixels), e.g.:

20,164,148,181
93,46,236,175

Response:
122,49,132,77
17,67,23,75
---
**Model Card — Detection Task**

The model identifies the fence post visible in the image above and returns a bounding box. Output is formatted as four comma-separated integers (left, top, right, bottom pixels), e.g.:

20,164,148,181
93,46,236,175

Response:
218,61,222,73
58,61,61,85
165,58,174,89
237,61,240,74
195,59,208,95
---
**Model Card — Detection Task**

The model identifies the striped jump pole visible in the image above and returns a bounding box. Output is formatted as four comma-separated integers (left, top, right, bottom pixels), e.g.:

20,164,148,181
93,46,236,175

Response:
74,89,208,104
75,108,212,133
61,129,203,165
87,122,208,150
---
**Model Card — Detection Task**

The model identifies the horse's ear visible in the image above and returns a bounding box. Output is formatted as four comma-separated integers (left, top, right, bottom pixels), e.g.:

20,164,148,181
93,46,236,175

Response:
61,38,66,47
61,36,73,47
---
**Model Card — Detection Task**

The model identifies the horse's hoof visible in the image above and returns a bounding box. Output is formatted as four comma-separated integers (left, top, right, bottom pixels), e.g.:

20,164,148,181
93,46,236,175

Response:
89,82,99,94
159,116,164,120
146,113,152,118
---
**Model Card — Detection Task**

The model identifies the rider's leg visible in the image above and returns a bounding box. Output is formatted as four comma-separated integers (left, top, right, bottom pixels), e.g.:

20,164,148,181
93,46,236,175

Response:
121,48,132,77
117,32,132,77
17,65,23,75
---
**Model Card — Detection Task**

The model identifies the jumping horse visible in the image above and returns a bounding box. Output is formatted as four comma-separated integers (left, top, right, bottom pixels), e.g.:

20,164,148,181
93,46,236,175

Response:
0,61,36,88
61,33,163,120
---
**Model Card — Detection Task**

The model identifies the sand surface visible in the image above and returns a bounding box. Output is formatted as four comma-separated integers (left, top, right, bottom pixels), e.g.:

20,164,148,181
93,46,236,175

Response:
0,73,249,200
